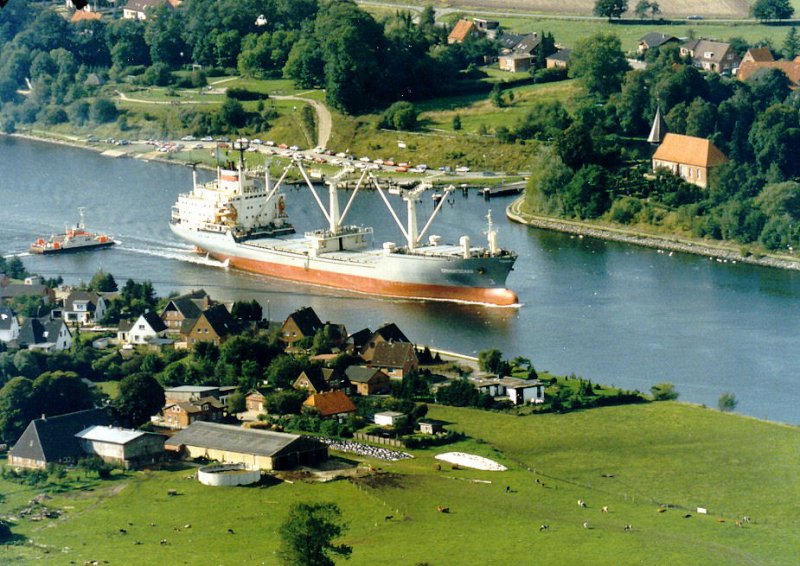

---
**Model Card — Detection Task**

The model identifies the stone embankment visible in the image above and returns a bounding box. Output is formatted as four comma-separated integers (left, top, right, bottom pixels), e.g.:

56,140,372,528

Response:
507,197,800,271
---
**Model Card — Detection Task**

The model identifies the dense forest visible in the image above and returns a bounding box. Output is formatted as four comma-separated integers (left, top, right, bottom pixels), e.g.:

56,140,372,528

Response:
0,0,497,133
522,32,800,254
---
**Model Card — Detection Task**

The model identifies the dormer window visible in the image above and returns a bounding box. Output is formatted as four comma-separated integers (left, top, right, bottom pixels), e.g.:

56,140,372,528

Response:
704,51,714,58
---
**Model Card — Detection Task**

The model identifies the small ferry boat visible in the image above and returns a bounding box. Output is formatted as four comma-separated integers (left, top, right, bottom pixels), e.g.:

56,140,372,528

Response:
30,208,115,255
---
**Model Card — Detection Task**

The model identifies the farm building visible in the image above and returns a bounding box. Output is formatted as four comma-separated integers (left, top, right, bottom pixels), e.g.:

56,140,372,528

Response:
8,409,112,469
164,421,327,471
374,411,405,427
75,426,166,469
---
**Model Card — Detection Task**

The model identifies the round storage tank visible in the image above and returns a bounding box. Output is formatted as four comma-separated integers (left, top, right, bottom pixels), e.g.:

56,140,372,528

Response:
197,464,261,487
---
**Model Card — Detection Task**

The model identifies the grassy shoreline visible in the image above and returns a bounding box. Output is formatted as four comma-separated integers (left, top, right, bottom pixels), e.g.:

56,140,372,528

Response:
507,196,800,272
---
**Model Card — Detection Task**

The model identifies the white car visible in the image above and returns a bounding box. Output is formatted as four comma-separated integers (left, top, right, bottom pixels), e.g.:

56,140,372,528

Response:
265,140,275,146
455,166,471,173
416,163,428,171
193,143,204,149
201,136,213,142
330,158,342,165
289,145,300,151
373,158,384,165
180,135,196,141
359,156,371,162
335,152,347,158
252,138,263,145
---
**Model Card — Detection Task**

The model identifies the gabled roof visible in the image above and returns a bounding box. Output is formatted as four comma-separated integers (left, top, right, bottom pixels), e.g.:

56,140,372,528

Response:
284,307,323,337
348,328,372,349
344,365,386,384
0,283,50,299
682,39,736,64
303,390,356,417
745,47,774,62
652,133,728,168
513,33,541,55
171,396,225,414
497,33,524,50
371,323,410,344
9,409,111,462
448,19,475,43
639,32,678,49
118,319,134,332
546,48,572,63
0,306,17,330
165,421,320,458
161,290,210,320
737,59,800,87
71,9,102,22
295,367,329,392
140,310,168,333
370,342,417,368
198,304,238,337
76,425,156,445
64,290,102,312
18,317,67,346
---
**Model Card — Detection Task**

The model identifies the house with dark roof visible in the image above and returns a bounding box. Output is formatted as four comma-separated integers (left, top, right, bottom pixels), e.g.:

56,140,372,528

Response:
637,32,679,54
0,306,20,344
545,48,572,70
293,367,348,394
17,317,72,351
497,32,524,52
652,133,728,188
498,32,541,72
159,396,225,429
369,342,419,379
182,303,239,346
117,311,168,345
8,409,112,469
123,0,181,20
76,425,165,469
160,289,212,332
360,323,410,362
344,366,391,396
280,306,323,345
245,388,270,414
0,281,54,307
347,327,372,355
164,385,220,403
62,290,107,325
165,421,327,471
303,390,357,418
681,39,740,74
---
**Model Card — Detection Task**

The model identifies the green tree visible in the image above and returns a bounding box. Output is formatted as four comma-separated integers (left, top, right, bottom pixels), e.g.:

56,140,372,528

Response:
478,349,504,374
490,83,504,107
783,26,800,59
379,101,418,130
265,354,309,389
650,382,679,400
452,114,462,130
569,33,629,99
90,98,117,123
220,96,247,129
89,270,118,292
4,256,27,279
32,371,94,417
718,392,738,412
116,373,165,427
266,389,307,415
0,377,36,442
283,33,325,89
436,378,479,407
751,0,794,21
593,0,628,20
749,104,800,180
231,299,262,322
278,502,352,566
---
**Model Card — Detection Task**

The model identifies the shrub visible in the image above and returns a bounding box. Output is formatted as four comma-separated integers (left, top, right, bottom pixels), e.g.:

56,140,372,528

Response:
226,87,265,101
533,67,568,84
380,101,418,131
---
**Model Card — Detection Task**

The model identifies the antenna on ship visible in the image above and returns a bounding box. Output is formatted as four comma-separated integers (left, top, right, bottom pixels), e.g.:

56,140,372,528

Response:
485,209,499,256
78,207,86,230
186,162,200,192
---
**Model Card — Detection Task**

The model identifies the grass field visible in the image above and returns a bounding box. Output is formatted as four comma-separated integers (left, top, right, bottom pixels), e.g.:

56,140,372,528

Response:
1,402,797,564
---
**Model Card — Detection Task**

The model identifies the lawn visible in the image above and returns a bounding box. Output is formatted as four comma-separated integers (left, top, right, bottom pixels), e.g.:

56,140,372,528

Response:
0,403,796,564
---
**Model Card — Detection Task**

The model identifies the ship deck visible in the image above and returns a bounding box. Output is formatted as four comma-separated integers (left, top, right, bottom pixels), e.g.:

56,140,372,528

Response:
241,237,479,263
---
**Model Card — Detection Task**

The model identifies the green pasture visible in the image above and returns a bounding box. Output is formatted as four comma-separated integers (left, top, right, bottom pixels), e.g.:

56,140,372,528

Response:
0,403,796,564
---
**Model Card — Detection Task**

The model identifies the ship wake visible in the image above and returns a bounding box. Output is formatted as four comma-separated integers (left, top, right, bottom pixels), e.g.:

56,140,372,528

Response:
119,244,229,269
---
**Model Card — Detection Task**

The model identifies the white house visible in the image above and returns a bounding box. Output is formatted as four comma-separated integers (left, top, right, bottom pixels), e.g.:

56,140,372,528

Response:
500,378,545,405
373,411,405,427
0,306,20,343
18,317,72,351
75,425,166,469
117,311,168,345
62,290,107,325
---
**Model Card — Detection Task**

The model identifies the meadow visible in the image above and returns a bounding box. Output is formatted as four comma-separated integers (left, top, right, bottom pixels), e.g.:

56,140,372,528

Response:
1,402,797,564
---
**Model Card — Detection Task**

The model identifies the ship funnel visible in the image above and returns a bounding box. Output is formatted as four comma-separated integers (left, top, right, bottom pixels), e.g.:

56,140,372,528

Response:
429,235,441,246
460,236,470,259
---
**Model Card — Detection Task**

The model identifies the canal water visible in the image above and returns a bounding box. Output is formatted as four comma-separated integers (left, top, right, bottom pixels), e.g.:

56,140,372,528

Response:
2,136,798,424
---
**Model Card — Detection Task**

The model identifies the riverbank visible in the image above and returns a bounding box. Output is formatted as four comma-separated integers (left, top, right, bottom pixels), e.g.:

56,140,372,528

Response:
507,197,800,272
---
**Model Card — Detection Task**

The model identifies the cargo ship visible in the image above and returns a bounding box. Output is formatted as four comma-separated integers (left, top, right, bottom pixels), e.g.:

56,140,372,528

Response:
30,208,115,254
169,153,518,306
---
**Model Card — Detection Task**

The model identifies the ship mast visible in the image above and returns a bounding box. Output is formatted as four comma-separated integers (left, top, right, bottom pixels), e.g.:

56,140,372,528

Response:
78,207,86,230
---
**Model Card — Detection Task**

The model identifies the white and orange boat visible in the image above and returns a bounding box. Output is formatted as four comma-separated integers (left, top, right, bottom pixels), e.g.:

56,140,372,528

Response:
170,152,518,306
30,208,115,255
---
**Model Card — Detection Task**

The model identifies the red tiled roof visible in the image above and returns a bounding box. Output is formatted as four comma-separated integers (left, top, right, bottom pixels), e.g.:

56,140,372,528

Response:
448,19,475,43
303,390,356,417
652,133,728,168
737,59,800,88
71,10,101,22
745,47,774,62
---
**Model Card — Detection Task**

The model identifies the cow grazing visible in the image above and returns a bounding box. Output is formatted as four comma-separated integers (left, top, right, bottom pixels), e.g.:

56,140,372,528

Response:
578,499,587,508
601,506,609,513
539,524,549,532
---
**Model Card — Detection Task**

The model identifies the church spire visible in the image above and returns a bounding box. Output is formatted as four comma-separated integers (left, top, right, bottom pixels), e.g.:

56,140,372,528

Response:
647,106,667,144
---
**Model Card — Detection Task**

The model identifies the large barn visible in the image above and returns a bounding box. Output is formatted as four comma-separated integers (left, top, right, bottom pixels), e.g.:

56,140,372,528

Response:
164,422,327,471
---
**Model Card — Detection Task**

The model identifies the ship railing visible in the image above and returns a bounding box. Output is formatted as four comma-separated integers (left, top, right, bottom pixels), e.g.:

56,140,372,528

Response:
199,223,227,233
303,226,373,238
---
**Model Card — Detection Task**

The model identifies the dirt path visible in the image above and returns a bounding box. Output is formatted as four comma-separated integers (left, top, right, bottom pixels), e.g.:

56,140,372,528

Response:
271,93,333,149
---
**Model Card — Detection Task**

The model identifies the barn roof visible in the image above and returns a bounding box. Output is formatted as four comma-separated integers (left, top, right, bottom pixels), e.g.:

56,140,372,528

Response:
9,409,111,463
165,421,320,458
